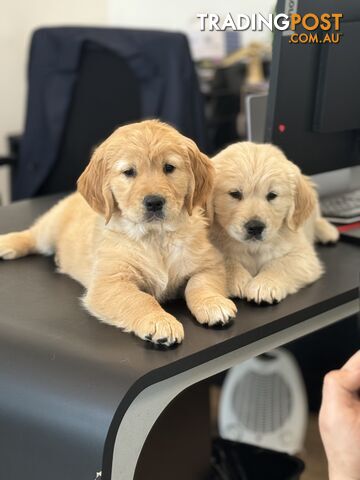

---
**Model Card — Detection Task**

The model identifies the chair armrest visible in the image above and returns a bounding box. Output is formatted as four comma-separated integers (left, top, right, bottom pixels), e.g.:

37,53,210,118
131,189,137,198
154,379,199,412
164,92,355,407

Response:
0,133,22,167
0,155,17,167
8,134,22,156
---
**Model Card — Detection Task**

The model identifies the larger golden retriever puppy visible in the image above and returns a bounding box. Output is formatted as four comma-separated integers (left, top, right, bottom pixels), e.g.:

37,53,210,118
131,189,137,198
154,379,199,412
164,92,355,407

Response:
210,142,339,304
0,120,236,345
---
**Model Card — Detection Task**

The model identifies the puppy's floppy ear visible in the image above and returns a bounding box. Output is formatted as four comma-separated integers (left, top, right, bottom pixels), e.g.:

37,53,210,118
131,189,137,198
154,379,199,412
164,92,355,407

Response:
205,197,215,224
287,172,316,231
184,139,214,215
77,144,116,224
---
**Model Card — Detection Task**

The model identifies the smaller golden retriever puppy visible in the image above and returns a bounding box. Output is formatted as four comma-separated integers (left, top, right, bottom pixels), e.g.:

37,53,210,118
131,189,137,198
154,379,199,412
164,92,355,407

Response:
0,120,236,345
210,142,339,304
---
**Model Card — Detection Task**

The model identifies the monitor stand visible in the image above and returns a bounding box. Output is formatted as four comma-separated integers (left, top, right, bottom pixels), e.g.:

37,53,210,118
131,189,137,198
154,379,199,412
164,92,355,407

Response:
312,165,360,198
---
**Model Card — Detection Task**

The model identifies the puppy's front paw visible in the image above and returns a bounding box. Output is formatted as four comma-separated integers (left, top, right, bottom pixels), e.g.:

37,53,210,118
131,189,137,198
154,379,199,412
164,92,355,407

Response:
191,296,237,327
137,312,184,346
245,277,289,304
229,271,253,299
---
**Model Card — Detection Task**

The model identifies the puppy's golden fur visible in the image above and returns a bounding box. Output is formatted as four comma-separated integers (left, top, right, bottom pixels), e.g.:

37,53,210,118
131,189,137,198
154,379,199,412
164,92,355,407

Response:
210,142,339,304
0,120,236,345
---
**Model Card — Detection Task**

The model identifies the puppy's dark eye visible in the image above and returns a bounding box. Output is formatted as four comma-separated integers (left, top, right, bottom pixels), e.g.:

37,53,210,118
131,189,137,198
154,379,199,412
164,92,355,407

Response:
164,164,175,174
267,192,277,201
229,190,243,200
123,168,136,178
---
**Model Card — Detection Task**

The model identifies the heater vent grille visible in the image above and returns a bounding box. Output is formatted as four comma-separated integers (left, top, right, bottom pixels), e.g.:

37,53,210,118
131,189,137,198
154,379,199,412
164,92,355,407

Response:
232,371,292,433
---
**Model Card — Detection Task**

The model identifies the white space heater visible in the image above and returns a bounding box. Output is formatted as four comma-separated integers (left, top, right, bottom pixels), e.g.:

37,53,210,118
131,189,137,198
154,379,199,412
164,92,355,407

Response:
219,348,308,454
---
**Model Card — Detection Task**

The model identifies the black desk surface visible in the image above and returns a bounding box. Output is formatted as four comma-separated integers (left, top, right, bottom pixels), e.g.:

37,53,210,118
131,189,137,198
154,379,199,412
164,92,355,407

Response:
0,196,359,480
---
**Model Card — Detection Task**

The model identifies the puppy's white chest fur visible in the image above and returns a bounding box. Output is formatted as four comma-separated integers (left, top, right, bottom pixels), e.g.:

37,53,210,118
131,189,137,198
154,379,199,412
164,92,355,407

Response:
222,231,293,277
238,242,287,276
135,233,198,301
107,210,208,302
157,238,193,298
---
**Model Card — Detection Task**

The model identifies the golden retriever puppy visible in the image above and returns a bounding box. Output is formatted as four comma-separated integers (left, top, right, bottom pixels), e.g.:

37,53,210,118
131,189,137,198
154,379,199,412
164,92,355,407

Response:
210,142,339,304
0,120,236,345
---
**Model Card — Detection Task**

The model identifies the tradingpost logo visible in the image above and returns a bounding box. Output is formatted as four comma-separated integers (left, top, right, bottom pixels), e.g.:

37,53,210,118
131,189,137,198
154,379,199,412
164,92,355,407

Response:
287,13,343,44
197,12,344,44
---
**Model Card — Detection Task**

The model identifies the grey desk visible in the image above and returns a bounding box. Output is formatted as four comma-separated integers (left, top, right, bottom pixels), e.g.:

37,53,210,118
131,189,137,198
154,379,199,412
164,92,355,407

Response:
0,196,358,480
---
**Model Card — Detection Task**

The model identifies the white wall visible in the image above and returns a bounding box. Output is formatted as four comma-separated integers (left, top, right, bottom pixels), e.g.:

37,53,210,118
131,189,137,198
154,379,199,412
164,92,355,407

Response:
108,0,276,44
0,0,107,204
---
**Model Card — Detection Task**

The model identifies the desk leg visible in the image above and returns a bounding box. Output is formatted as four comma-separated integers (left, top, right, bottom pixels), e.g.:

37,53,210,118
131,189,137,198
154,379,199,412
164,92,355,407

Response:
110,300,357,480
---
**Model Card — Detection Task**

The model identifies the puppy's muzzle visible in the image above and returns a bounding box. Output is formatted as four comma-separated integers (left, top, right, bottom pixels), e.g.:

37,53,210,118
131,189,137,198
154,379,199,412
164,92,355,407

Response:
245,219,266,240
143,195,166,220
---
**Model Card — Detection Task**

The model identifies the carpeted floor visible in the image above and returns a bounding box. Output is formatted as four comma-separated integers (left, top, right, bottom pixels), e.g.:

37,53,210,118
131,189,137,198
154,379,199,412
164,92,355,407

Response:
298,414,328,480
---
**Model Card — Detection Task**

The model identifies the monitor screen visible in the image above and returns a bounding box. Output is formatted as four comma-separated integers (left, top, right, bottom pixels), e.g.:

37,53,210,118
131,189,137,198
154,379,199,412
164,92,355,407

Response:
265,0,360,175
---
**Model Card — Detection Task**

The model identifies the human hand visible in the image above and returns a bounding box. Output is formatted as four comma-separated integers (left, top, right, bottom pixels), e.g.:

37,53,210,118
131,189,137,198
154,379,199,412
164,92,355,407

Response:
319,350,360,480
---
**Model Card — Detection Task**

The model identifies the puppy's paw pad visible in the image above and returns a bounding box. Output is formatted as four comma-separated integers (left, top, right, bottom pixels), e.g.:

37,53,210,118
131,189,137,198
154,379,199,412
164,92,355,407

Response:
138,313,184,346
192,296,237,327
245,278,288,304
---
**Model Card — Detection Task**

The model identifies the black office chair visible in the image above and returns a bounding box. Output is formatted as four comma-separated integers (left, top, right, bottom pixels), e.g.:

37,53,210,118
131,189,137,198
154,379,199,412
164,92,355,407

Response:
38,41,141,195
2,27,206,201
0,41,141,197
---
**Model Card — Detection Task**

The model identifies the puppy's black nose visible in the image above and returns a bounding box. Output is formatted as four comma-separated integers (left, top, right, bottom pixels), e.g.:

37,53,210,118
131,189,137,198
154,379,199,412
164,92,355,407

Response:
144,195,166,212
245,219,265,238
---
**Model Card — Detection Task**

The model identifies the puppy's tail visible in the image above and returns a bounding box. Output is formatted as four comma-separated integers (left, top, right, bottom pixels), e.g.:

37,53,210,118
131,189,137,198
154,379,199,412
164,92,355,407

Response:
314,217,340,244
303,200,340,245
312,195,339,244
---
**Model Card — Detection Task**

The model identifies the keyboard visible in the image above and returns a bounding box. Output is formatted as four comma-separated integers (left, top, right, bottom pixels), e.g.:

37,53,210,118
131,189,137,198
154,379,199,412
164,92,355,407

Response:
320,188,360,224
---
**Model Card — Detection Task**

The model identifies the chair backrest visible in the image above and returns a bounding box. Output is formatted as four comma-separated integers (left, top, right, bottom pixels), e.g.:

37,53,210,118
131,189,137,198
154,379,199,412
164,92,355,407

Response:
38,41,141,196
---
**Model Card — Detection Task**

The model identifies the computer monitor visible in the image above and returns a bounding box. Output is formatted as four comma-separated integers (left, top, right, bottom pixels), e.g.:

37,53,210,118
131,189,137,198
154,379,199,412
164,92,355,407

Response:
265,0,360,175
